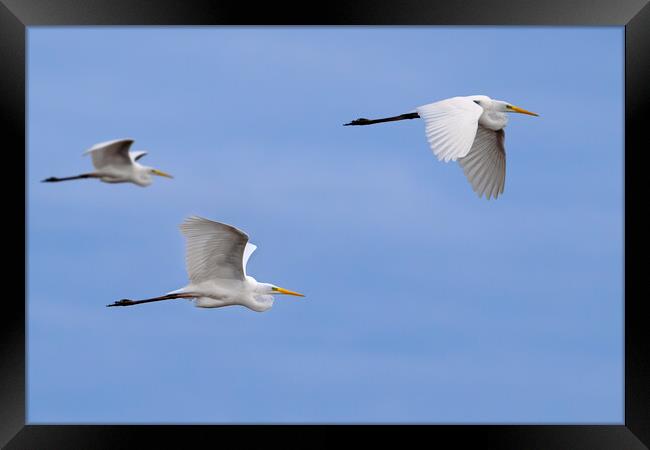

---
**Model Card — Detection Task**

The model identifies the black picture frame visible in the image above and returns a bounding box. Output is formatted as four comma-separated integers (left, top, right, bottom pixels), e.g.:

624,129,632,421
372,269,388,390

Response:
3,0,647,448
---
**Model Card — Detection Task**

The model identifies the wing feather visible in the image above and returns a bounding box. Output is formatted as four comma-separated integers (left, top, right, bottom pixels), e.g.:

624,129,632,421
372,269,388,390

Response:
130,151,148,162
179,216,249,282
458,127,506,200
83,138,134,170
415,97,483,162
242,243,257,277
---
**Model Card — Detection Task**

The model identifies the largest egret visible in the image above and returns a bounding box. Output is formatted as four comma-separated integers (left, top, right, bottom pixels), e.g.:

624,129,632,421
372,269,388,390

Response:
42,138,173,187
107,216,305,312
344,95,538,200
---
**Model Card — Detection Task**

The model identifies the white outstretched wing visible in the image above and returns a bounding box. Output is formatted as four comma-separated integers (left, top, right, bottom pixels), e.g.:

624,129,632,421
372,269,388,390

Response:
83,138,135,170
415,97,483,162
179,216,249,283
130,151,148,162
458,126,506,200
242,243,257,277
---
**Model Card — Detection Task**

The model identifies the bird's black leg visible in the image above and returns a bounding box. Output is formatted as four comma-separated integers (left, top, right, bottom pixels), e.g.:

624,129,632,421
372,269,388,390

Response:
42,173,98,182
107,293,195,307
344,112,420,126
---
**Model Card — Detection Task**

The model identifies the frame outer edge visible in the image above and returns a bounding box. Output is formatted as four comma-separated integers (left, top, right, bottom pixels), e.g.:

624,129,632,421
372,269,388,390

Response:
2,0,647,448
625,0,650,447
0,0,648,25
0,0,27,447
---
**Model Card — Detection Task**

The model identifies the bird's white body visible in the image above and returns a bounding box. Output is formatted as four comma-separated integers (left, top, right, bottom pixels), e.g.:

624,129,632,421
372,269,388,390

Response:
161,216,304,312
413,95,537,200
93,157,153,186
171,276,275,312
83,138,173,187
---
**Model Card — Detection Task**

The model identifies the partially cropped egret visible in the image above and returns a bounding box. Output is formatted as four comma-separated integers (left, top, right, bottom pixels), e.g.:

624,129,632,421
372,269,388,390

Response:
42,138,173,187
107,216,305,312
345,95,538,200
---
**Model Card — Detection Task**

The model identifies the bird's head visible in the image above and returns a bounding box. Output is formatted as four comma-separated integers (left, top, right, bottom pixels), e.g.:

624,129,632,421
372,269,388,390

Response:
247,282,304,312
493,100,539,116
471,97,538,116
134,166,174,186
257,282,305,298
149,167,174,179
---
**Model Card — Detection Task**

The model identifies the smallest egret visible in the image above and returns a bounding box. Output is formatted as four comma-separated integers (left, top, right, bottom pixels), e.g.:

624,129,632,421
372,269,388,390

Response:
42,138,173,187
107,216,305,312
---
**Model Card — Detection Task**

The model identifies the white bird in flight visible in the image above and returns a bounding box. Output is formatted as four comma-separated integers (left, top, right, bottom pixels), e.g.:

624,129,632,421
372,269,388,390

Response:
42,138,173,187
107,216,305,312
345,95,539,200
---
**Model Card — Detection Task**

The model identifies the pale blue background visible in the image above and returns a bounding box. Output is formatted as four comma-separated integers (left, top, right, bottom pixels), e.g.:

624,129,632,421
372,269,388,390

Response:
27,27,623,423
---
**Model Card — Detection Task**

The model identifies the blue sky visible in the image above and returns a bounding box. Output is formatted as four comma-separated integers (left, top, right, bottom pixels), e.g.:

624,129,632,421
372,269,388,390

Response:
27,27,623,423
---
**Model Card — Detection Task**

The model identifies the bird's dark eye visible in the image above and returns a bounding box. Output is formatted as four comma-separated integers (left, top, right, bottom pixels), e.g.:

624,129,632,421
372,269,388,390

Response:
473,100,480,104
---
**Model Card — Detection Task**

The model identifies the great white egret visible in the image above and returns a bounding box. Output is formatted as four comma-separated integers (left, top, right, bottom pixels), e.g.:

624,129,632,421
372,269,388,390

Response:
344,95,538,200
107,216,305,312
42,138,173,187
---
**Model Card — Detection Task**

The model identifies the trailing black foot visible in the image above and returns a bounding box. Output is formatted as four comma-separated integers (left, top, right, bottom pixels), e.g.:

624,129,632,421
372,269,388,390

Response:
343,118,371,126
107,299,134,307
343,112,420,126
42,174,96,182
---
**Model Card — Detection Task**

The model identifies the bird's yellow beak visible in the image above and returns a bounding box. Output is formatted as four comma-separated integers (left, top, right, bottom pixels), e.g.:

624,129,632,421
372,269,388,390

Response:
272,286,305,297
151,169,174,178
509,105,539,116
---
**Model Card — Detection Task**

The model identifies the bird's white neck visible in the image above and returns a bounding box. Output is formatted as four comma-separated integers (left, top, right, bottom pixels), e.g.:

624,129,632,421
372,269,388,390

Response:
478,108,508,131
